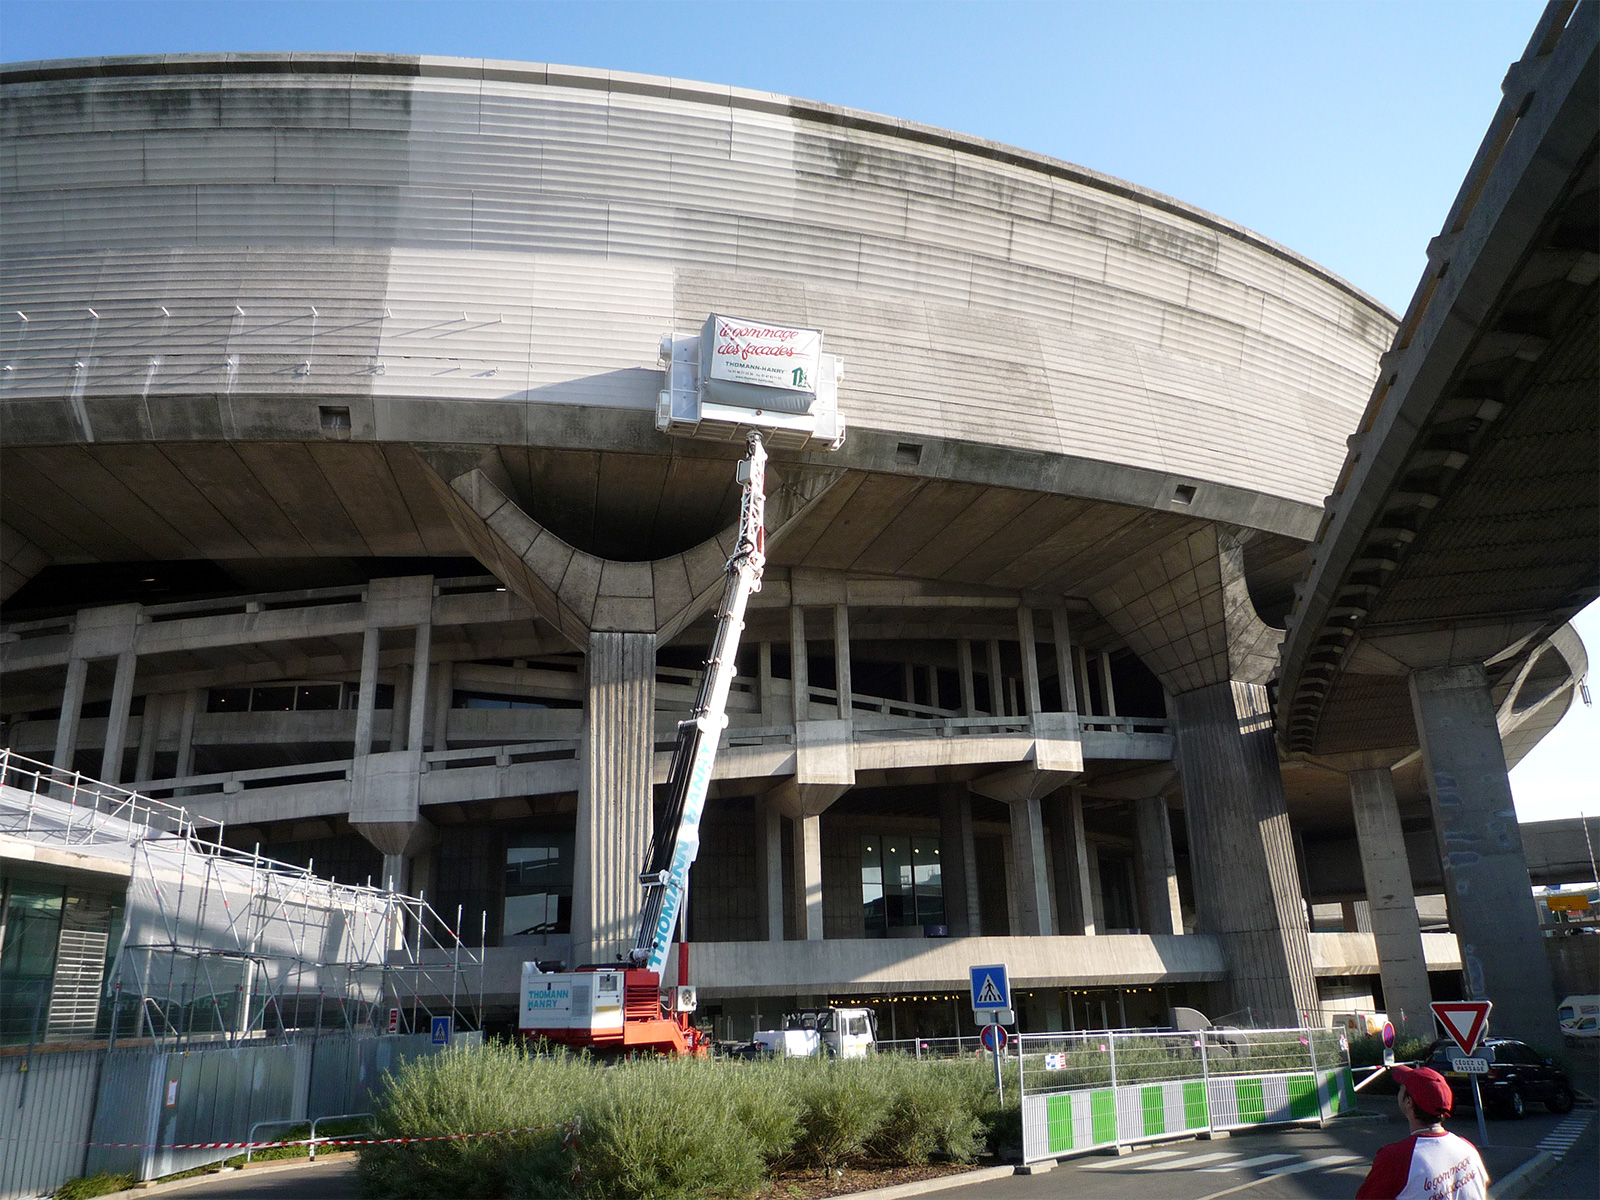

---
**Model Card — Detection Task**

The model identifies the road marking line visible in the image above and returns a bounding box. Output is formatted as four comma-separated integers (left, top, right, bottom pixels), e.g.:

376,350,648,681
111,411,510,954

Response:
1199,1153,1297,1172
1080,1149,1185,1169
1262,1154,1363,1176
1136,1151,1239,1170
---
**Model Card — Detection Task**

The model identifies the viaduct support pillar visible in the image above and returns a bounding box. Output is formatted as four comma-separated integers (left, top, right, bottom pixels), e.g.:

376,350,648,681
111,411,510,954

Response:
573,630,656,967
1348,766,1434,1040
1172,680,1318,1025
1410,663,1561,1051
938,783,981,936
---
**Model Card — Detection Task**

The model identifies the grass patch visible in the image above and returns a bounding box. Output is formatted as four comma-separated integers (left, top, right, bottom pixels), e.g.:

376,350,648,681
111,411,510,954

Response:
54,1174,134,1200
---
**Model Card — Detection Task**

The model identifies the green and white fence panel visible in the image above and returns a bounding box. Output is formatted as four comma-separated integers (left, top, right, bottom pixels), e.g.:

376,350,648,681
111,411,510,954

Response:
1019,1029,1354,1164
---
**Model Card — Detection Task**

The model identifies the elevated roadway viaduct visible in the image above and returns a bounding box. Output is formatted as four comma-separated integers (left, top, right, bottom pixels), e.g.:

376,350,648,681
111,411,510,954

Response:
1277,1,1597,1050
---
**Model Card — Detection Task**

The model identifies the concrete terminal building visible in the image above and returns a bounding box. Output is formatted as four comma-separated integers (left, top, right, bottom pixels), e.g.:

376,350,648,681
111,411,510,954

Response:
1,49,1586,1042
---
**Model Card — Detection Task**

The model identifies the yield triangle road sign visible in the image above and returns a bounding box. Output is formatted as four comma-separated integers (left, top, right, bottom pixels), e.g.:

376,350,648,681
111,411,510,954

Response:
1431,1001,1492,1055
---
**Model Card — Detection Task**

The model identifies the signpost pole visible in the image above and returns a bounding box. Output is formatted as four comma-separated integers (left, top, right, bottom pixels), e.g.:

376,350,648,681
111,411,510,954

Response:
992,1016,1004,1105
1471,1076,1489,1148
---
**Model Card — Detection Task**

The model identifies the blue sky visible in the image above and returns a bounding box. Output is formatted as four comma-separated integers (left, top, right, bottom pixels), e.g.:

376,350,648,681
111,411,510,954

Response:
1,0,1592,823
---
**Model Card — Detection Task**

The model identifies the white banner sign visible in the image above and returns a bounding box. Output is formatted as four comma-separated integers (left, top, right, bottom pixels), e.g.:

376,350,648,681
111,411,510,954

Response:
706,315,821,394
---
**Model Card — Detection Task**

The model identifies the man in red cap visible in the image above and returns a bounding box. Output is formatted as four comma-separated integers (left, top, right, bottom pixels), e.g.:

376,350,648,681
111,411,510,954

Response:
1356,1065,1489,1199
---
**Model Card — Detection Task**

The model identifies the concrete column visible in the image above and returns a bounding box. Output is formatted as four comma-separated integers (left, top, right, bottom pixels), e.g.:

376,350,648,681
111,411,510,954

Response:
833,605,851,720
1348,767,1433,1039
1134,795,1183,936
789,607,808,726
1051,609,1078,715
762,797,784,941
405,625,431,755
1047,787,1097,935
99,649,136,790
987,640,1005,716
758,642,773,720
1098,653,1118,718
429,660,453,751
1017,607,1042,716
792,813,824,941
52,655,88,775
134,693,166,783
352,626,381,758
174,689,199,783
1171,680,1318,1025
1410,663,1562,1051
958,639,976,716
1086,843,1106,931
573,631,656,966
1075,647,1094,716
938,783,978,936
1008,793,1054,936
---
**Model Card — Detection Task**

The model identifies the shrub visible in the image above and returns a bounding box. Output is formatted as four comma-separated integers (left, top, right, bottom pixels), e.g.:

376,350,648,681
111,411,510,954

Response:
867,1057,985,1165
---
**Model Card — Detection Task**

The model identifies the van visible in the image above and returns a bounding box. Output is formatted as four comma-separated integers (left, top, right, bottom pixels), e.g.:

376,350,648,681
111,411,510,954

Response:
1557,994,1598,1044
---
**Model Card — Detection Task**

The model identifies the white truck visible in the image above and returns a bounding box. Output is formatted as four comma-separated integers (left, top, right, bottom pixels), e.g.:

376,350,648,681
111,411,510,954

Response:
752,1007,877,1059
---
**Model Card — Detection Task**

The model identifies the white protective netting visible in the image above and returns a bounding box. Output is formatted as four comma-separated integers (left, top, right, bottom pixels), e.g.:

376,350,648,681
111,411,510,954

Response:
0,759,466,1031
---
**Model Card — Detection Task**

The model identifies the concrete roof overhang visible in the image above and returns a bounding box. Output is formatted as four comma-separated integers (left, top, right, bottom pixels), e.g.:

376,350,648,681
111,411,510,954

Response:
1277,4,1598,758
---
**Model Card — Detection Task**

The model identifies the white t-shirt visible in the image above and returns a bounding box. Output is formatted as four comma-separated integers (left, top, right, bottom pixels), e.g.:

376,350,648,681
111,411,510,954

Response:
1357,1129,1489,1200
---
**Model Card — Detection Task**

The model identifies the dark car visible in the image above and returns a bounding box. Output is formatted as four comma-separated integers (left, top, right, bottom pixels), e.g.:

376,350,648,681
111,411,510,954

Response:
1423,1037,1576,1119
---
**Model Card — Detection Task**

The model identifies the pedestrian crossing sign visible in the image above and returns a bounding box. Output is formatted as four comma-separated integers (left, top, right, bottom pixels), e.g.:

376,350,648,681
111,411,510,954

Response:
970,963,1010,1011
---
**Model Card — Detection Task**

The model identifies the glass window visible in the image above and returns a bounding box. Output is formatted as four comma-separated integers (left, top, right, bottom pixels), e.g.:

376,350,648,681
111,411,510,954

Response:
860,834,945,937
207,687,250,713
0,884,64,1044
861,841,885,937
294,684,342,711
912,838,944,926
251,686,295,712
503,835,574,936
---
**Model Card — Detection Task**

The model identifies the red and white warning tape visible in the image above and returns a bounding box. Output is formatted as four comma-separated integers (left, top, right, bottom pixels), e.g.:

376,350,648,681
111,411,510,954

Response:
3,1121,575,1152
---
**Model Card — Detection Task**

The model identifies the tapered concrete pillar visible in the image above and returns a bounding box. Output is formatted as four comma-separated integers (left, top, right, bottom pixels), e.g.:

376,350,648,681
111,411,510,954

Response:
1349,767,1433,1039
100,648,137,783
1410,663,1562,1052
52,654,88,776
429,660,453,751
1048,787,1097,935
762,797,784,941
938,783,979,936
405,625,431,754
1134,795,1183,936
1007,794,1054,936
573,631,656,966
352,627,381,758
174,689,199,793
1171,680,1318,1025
792,814,824,941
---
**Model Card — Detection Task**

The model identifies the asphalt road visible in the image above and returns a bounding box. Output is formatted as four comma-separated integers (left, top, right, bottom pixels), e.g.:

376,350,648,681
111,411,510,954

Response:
964,1101,1594,1200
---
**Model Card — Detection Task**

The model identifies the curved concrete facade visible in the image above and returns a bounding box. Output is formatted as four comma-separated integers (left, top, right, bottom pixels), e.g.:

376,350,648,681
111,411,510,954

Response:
24,54,1568,1044
1,54,1389,521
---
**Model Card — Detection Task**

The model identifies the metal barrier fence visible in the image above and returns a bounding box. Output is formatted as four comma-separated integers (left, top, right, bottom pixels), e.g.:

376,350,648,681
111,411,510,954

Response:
1016,1026,1354,1164
877,1035,1003,1059
1,1031,477,1200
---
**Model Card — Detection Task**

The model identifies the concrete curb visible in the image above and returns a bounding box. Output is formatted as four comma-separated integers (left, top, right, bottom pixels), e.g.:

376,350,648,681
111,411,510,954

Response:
841,1164,1018,1200
1488,1150,1556,1200
91,1153,358,1200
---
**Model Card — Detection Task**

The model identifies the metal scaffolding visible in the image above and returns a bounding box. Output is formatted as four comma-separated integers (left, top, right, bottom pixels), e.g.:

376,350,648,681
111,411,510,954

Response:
0,749,483,1045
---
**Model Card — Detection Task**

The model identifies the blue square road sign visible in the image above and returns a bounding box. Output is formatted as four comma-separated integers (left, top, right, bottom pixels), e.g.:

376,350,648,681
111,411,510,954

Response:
430,1015,452,1046
969,964,1010,1010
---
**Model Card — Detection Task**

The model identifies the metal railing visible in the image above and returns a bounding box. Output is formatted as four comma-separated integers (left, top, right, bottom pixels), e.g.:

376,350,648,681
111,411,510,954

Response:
0,747,198,843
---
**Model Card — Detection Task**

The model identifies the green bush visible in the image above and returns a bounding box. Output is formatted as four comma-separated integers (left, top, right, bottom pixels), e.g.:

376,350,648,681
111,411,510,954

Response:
53,1173,134,1200
360,1045,1013,1199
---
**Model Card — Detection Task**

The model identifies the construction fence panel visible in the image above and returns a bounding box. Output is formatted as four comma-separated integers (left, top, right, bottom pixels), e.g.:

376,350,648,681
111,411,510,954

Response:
0,1047,103,1200
1018,1027,1355,1164
305,1031,481,1118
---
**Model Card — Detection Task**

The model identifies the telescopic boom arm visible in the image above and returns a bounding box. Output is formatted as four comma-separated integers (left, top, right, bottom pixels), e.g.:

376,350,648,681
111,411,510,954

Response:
631,432,767,973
